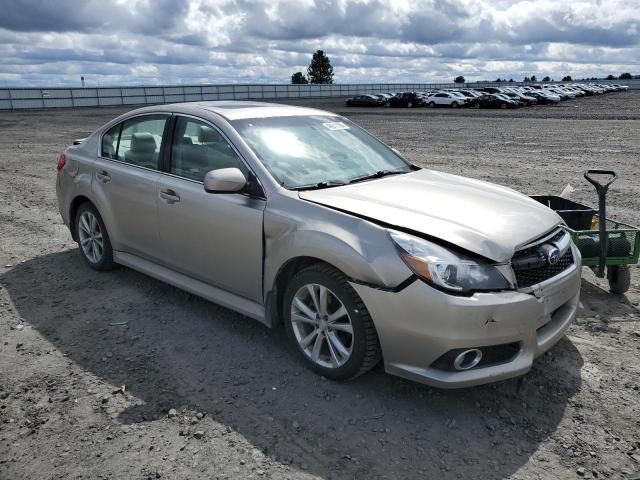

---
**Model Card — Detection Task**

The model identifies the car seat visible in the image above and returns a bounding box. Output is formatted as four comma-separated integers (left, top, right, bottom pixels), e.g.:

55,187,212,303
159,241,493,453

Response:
125,133,158,168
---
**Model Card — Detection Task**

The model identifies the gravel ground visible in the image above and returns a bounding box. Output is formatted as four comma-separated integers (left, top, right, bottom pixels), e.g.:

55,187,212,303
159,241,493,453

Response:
1,92,639,480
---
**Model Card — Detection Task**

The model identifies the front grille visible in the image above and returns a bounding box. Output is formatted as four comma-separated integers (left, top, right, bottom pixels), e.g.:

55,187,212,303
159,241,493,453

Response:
519,229,565,255
511,229,574,288
514,249,573,288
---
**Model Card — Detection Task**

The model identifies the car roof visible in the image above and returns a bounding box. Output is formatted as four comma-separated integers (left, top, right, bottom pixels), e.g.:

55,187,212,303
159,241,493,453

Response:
130,101,338,121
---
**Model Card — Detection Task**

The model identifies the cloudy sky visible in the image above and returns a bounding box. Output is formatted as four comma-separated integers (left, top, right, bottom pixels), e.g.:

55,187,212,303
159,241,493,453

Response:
0,0,638,87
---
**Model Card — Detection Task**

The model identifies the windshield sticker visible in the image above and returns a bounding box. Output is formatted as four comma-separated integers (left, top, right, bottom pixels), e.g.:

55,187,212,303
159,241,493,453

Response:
322,122,350,131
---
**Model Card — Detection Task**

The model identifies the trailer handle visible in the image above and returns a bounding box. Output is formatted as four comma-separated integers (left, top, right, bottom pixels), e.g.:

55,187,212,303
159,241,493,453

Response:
583,169,618,277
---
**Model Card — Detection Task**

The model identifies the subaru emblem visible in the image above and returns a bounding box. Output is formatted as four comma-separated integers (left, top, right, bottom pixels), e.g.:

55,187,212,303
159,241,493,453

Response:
547,247,560,265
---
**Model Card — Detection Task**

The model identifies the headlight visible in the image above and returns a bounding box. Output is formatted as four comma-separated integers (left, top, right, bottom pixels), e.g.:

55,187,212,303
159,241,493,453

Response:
389,231,513,294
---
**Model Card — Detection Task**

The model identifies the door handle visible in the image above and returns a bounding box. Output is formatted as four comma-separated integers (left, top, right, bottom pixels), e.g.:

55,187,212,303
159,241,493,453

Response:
159,189,180,203
96,170,111,183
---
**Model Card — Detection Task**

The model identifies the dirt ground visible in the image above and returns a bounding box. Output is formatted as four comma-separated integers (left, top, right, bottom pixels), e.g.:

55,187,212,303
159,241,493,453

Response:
1,92,639,480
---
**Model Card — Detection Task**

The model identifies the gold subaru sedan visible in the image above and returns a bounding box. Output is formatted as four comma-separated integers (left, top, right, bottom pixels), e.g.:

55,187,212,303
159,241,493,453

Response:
56,101,581,388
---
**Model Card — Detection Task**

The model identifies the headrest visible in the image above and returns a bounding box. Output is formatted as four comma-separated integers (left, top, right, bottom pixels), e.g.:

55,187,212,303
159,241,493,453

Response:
198,126,219,143
130,133,157,153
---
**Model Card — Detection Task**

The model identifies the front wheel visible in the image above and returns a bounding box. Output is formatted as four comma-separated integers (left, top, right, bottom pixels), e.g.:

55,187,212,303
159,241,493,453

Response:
427,101,435,108
451,101,459,108
283,264,381,380
75,203,115,271
500,103,507,109
607,265,631,294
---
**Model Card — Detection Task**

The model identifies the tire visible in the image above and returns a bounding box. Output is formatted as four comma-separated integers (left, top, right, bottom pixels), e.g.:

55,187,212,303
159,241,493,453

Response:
283,264,381,380
407,101,413,108
451,101,459,108
75,202,115,271
500,103,507,109
607,265,631,294
427,101,435,108
473,103,481,109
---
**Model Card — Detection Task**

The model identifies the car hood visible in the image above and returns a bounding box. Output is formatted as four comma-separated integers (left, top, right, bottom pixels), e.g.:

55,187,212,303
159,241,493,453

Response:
299,169,562,262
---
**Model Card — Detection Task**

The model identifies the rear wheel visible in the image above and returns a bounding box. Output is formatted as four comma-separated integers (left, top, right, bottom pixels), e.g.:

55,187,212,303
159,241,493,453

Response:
407,101,413,108
75,203,115,271
451,101,459,108
607,265,631,294
427,101,435,108
500,103,507,109
283,264,381,380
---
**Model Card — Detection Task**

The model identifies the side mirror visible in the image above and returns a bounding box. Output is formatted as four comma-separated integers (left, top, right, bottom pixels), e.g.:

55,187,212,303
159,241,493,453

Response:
203,168,247,193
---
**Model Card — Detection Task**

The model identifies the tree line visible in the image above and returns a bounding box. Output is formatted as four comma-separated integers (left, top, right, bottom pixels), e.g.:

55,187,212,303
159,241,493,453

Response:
289,54,636,85
453,73,635,84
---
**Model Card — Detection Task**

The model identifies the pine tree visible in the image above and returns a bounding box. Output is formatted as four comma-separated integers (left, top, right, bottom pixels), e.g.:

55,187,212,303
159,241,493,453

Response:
307,50,334,84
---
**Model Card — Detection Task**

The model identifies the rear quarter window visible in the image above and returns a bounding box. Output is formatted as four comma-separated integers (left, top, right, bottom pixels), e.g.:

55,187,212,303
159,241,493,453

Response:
101,124,121,159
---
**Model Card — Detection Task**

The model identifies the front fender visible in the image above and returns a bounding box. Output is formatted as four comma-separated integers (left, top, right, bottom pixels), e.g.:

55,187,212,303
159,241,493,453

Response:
263,193,413,301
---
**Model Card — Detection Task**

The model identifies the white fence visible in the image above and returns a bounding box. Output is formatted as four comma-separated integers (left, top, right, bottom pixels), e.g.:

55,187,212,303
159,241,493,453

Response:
1,80,638,110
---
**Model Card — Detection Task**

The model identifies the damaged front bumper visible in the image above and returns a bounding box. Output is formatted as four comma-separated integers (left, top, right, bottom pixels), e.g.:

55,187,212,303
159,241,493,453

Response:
351,245,582,388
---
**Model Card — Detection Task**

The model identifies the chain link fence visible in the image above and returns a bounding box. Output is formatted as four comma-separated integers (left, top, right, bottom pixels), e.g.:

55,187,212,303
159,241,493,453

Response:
1,80,638,110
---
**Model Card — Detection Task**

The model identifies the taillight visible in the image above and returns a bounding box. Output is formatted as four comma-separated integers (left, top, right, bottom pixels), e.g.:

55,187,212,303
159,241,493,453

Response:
56,153,66,171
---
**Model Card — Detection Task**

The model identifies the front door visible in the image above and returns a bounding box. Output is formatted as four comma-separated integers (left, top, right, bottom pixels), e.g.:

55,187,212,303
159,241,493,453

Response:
157,116,265,302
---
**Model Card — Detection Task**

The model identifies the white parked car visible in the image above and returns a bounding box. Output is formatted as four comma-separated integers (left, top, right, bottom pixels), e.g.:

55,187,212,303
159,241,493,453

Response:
426,92,468,108
612,84,629,91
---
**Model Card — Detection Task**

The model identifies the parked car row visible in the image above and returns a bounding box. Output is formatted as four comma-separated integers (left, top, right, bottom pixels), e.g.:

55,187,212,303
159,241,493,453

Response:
345,83,629,109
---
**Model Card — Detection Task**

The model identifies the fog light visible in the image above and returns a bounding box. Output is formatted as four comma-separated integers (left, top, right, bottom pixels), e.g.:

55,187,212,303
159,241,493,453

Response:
453,349,483,371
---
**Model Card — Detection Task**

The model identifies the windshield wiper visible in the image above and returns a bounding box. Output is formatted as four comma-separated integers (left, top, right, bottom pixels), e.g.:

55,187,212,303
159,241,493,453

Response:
293,180,347,191
348,169,406,185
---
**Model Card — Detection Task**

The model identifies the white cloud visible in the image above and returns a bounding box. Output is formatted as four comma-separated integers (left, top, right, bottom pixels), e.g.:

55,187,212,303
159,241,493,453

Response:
0,0,638,86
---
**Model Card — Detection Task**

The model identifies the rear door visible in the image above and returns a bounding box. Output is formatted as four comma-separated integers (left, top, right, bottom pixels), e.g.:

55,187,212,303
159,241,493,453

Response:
156,115,266,302
93,114,169,261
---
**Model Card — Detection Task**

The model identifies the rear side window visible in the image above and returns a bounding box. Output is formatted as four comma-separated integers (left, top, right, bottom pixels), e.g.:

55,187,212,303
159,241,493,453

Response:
170,117,246,182
101,124,121,159
117,116,168,169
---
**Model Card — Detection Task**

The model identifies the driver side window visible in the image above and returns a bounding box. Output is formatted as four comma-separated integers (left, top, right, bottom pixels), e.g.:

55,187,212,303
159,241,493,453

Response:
170,117,247,182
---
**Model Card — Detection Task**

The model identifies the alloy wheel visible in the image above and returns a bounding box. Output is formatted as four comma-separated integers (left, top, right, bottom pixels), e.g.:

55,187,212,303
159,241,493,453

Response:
78,211,104,263
290,284,354,369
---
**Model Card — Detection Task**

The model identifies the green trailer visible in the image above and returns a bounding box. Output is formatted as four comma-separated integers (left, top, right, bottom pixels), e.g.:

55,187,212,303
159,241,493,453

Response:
532,170,638,294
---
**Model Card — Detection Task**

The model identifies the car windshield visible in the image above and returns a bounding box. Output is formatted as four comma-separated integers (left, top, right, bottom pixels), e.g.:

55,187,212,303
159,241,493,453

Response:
231,115,411,189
